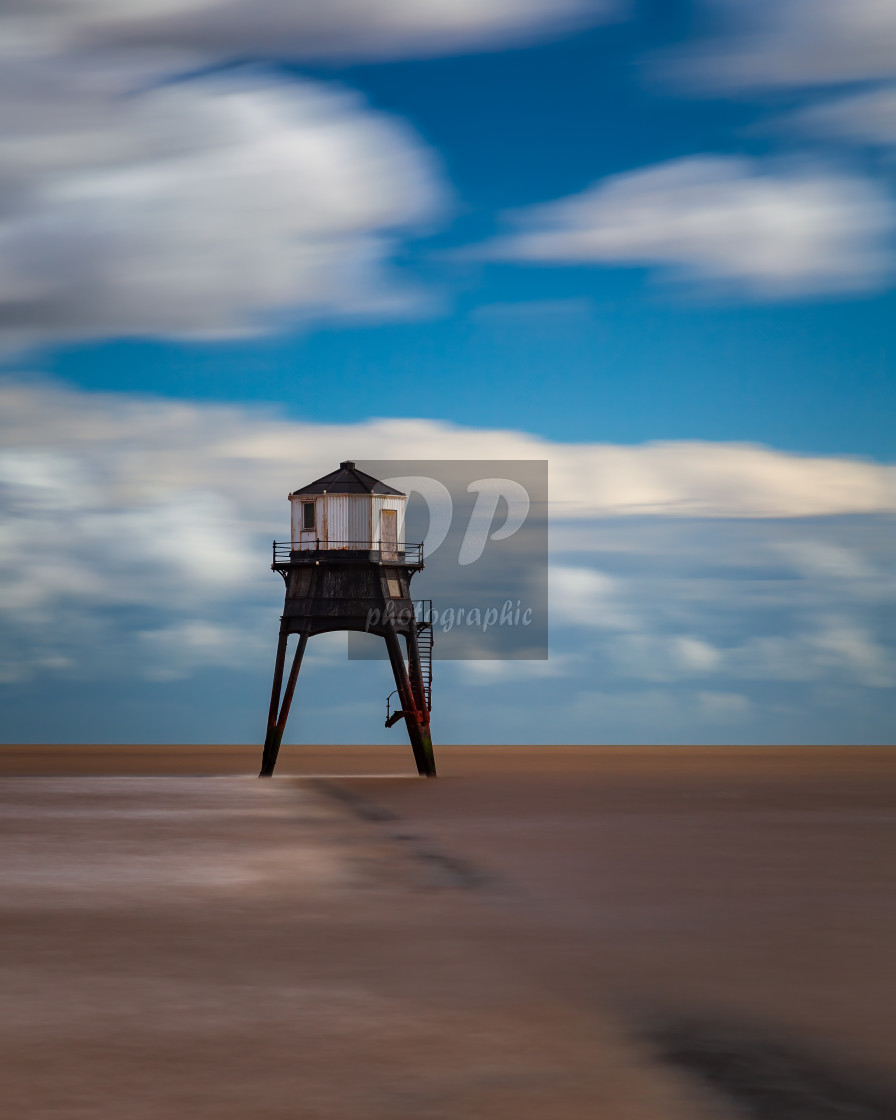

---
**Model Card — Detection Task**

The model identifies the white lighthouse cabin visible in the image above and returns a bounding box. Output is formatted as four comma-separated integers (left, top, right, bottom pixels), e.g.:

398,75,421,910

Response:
287,460,407,557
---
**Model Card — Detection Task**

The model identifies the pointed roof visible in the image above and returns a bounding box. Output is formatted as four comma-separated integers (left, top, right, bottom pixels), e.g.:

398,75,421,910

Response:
291,461,404,497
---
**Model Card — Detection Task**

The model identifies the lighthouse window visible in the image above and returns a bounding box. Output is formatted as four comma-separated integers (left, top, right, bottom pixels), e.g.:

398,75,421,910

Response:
385,569,403,598
302,502,315,530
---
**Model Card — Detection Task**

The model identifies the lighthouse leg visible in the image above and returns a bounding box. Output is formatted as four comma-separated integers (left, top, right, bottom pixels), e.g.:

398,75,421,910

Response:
260,632,308,777
260,633,288,777
384,628,436,778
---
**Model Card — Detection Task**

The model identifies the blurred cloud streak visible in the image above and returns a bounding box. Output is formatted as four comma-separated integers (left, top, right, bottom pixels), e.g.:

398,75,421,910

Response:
0,0,628,348
768,87,896,151
482,156,895,297
661,0,896,92
0,66,446,346
1,0,622,64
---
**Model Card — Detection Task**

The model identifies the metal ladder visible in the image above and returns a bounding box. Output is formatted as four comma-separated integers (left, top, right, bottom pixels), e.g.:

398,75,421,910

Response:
415,599,433,712
384,600,433,727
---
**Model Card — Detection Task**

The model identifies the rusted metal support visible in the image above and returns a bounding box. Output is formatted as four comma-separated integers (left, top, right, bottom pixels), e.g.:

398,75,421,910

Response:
417,723,436,776
260,632,308,777
260,632,288,776
384,628,436,778
277,632,308,733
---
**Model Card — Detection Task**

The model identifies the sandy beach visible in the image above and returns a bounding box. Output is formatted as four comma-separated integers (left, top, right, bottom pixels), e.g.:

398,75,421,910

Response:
1,744,895,1118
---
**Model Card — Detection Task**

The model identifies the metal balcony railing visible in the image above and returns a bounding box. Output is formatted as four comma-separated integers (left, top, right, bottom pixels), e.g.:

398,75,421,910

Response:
272,540,424,566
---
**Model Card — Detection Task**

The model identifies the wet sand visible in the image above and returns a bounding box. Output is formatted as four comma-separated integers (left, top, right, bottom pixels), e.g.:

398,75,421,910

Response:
1,745,895,1118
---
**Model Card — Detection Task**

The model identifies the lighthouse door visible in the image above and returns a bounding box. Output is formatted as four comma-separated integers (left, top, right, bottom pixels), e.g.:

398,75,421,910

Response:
380,509,398,561
296,499,317,547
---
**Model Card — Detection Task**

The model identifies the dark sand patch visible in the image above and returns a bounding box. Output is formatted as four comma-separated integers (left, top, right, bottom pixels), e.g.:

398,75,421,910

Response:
649,1018,896,1119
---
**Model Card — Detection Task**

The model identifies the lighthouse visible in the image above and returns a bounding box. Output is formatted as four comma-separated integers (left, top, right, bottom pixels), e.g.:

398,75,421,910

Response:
259,461,436,778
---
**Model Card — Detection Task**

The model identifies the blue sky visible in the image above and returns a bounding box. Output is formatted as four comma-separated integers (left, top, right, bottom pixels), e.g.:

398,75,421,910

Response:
2,0,895,745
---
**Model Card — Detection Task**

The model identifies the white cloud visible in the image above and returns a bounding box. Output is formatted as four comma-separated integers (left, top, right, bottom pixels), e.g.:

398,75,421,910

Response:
674,635,722,672
729,622,895,689
137,621,269,682
562,613,894,691
770,87,896,150
0,67,445,346
450,656,578,686
549,441,896,519
664,0,896,92
775,541,877,583
809,619,894,687
604,632,724,682
3,376,894,520
483,156,894,297
697,691,750,720
7,0,621,63
550,566,637,629
0,0,627,349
